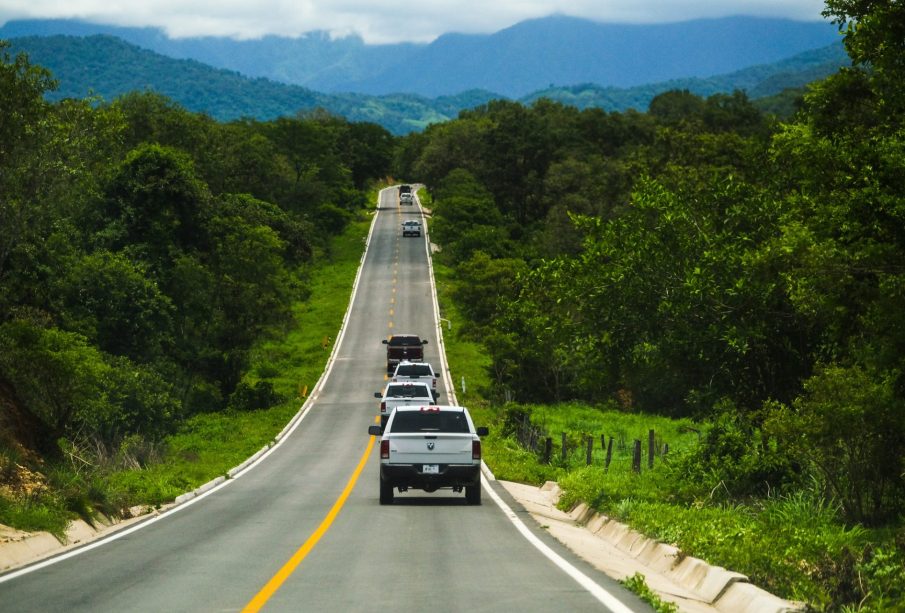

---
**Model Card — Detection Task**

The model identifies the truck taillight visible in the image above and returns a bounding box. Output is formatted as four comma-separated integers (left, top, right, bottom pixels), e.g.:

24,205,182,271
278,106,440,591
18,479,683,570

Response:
380,439,390,459
380,401,386,413
472,440,481,460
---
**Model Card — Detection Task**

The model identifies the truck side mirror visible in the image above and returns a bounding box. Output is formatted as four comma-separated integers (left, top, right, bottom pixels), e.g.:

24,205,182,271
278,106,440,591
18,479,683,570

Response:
476,427,489,436
368,425,382,436
374,392,382,398
382,339,389,345
422,339,428,345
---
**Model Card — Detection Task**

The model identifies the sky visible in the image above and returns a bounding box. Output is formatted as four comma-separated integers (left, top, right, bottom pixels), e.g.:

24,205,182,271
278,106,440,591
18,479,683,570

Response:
0,0,832,44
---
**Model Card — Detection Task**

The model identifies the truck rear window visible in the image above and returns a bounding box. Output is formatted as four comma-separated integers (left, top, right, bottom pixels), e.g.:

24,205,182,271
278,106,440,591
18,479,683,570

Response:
390,411,469,433
388,336,422,346
386,384,429,397
396,364,432,376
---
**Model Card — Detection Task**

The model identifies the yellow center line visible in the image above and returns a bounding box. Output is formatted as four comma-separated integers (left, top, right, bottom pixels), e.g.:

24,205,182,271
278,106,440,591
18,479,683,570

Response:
242,431,377,612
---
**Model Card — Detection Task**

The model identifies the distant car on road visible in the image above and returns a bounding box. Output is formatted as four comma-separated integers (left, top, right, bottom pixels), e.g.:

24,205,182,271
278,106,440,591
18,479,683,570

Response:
399,184,413,205
392,360,439,401
402,219,422,237
382,333,428,373
373,381,434,430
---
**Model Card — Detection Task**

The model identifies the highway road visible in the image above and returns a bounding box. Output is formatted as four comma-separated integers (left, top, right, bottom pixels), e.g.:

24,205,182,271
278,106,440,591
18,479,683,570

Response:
0,187,650,612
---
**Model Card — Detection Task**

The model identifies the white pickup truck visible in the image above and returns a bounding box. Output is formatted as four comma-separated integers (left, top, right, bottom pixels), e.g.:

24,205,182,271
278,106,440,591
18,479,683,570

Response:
374,381,434,429
368,405,488,505
391,360,439,401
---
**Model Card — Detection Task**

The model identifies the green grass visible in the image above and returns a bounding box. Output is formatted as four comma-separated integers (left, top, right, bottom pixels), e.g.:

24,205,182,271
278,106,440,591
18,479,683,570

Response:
432,260,493,415
621,573,679,613
249,216,372,400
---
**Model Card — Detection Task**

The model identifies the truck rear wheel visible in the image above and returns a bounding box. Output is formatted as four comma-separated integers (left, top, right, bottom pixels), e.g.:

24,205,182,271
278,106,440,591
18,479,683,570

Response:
379,476,394,505
465,481,481,505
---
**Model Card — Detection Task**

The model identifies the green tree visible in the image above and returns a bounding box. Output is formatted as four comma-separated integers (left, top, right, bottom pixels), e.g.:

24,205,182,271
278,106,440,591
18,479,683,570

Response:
94,143,211,269
766,365,905,524
55,251,174,363
823,0,905,126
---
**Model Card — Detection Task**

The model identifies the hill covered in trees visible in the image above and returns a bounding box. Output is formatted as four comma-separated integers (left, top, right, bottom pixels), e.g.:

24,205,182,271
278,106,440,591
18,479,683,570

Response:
6,34,848,133
0,16,841,97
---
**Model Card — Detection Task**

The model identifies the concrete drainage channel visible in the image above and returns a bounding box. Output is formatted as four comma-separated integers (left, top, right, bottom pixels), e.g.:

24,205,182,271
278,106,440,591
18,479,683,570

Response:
500,480,804,613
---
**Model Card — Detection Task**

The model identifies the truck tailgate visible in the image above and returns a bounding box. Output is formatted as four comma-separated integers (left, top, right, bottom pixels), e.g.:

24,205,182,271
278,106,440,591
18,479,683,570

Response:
388,433,474,464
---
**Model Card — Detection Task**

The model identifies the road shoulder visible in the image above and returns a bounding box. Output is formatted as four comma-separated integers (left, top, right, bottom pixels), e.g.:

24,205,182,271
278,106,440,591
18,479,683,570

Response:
498,480,803,613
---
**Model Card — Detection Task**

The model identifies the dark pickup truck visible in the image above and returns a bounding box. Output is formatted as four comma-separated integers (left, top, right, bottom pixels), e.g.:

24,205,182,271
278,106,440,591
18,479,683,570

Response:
382,334,428,373
399,184,413,205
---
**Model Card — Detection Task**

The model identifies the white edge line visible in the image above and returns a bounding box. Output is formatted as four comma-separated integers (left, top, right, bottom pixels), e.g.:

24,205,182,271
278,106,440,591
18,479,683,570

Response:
0,187,387,585
483,482,636,613
418,187,456,407
421,186,631,612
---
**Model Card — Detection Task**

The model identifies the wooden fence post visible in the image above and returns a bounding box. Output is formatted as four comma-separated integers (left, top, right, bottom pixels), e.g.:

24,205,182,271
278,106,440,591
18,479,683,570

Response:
663,443,669,455
561,432,568,463
632,440,642,473
586,436,593,465
648,429,655,469
543,437,552,464
605,437,614,472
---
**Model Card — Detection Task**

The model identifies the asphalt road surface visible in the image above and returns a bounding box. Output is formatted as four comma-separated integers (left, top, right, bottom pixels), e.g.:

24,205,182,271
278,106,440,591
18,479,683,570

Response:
0,187,651,612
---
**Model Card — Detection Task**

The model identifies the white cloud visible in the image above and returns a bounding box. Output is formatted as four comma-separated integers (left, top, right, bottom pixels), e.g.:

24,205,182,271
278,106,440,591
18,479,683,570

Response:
0,0,831,43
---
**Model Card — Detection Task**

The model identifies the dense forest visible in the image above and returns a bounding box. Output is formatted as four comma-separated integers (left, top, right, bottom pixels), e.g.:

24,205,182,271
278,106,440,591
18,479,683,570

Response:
0,40,393,471
397,0,905,529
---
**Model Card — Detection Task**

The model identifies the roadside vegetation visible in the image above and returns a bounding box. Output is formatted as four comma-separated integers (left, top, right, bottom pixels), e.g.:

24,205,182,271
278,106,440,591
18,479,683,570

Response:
0,38,391,538
422,2,905,610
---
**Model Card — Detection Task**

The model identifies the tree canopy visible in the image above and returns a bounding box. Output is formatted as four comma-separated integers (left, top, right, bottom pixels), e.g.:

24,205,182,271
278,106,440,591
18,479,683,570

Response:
0,44,392,459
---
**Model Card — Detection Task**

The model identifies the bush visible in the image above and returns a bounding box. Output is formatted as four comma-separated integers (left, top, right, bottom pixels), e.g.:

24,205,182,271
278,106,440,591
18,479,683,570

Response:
765,364,905,525
666,406,801,501
227,380,284,412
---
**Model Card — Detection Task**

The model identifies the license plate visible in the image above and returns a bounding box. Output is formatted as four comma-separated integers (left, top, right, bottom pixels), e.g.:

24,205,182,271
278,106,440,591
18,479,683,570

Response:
422,464,439,474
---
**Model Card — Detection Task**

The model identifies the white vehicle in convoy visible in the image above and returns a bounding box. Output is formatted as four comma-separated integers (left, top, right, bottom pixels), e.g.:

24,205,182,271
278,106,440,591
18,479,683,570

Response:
374,381,434,429
392,360,439,401
399,184,413,205
401,219,422,237
368,405,488,505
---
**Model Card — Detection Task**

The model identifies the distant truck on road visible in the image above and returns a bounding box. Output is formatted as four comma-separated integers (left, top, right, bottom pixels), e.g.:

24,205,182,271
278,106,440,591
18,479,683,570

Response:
392,360,439,401
382,334,427,373
374,381,434,430
399,184,413,205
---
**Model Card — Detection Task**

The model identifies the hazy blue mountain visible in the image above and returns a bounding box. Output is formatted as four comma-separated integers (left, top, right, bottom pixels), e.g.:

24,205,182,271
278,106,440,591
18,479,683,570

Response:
522,42,850,113
1,15,841,97
4,35,497,134
5,33,847,134
348,15,841,97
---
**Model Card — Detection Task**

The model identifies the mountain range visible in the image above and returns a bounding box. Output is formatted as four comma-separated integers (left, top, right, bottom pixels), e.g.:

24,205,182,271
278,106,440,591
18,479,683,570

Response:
1,16,843,97
2,17,850,134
